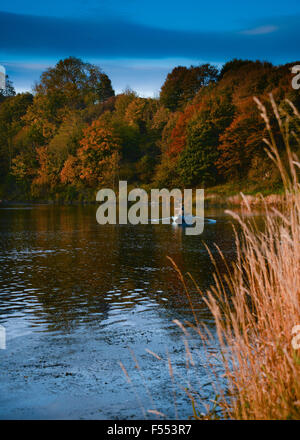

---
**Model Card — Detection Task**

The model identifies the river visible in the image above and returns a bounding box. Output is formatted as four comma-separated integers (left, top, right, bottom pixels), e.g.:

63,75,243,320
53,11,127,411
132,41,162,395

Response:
0,204,236,419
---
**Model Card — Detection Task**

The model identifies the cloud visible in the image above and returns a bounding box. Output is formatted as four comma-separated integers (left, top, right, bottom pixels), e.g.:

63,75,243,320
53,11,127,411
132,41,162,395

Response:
0,11,299,63
241,25,278,35
4,61,51,71
1,11,299,95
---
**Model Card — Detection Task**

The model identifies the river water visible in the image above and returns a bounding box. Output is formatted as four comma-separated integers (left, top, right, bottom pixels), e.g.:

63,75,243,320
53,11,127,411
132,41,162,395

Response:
0,204,236,419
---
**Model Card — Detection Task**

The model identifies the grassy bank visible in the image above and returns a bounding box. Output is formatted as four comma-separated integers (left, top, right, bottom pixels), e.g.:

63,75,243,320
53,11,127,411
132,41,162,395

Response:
205,180,285,206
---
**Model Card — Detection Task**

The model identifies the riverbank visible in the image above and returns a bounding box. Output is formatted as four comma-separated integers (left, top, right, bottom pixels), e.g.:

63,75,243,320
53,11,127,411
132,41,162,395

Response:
205,181,285,207
0,181,285,208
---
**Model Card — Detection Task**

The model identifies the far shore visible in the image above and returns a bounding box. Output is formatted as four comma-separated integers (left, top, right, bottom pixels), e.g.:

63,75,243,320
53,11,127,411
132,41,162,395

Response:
0,189,287,208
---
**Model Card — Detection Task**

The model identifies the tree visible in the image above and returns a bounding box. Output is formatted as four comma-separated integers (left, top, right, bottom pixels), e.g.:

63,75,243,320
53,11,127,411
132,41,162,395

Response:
114,90,137,119
177,92,235,186
60,155,80,185
32,145,61,192
160,64,219,111
76,118,121,187
47,112,85,171
0,92,33,172
96,73,115,103
168,104,198,157
35,57,114,112
217,98,265,180
11,149,38,197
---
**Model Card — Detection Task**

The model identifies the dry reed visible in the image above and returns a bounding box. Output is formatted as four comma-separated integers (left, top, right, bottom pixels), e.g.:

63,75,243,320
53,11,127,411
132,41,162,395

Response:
191,95,300,419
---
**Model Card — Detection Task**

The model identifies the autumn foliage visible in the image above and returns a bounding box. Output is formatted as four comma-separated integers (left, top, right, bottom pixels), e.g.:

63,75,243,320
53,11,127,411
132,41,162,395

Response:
76,120,121,187
1,57,299,201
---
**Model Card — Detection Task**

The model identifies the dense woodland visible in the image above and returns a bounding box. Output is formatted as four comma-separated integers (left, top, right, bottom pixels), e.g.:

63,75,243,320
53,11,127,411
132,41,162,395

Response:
0,57,299,202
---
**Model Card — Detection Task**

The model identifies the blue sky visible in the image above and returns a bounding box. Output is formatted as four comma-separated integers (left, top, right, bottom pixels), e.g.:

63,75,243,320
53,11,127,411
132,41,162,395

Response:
0,1,300,96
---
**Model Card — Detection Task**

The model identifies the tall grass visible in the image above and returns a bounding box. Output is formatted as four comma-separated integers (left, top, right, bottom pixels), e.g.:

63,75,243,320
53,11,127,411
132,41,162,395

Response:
192,95,300,419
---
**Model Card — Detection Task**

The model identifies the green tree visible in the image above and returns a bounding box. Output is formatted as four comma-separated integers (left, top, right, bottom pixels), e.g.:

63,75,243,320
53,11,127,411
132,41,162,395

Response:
35,57,114,112
178,92,235,186
0,92,33,172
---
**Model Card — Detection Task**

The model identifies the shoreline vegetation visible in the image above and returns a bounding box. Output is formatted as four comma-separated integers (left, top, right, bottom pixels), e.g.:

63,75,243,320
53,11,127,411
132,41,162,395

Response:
0,184,289,208
0,57,300,205
0,191,288,208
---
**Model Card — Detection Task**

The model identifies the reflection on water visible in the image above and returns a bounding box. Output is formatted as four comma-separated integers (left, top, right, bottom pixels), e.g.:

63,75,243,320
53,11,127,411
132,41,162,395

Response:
0,204,236,419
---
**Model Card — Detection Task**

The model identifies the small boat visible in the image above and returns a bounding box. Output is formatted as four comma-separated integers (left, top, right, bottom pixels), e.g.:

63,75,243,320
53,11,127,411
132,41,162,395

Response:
172,208,216,225
172,207,188,224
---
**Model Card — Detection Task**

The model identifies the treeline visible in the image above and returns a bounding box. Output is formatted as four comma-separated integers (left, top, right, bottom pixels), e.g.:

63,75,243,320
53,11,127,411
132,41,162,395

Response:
0,56,299,202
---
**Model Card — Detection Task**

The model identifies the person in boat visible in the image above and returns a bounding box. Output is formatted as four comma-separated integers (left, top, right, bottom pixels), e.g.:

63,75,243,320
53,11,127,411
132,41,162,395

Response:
173,204,187,224
181,205,186,224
